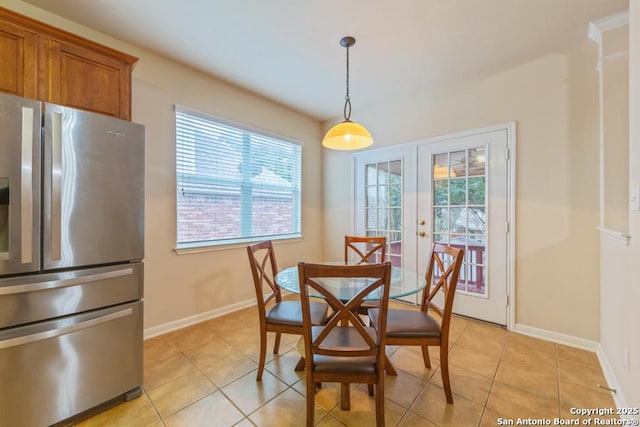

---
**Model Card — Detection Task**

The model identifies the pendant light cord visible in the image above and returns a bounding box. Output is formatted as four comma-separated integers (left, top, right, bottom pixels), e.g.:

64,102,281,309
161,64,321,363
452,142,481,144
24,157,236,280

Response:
344,43,352,121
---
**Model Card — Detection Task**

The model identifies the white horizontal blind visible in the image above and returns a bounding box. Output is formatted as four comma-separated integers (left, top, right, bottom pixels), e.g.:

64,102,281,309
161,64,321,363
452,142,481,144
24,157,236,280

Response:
176,107,301,247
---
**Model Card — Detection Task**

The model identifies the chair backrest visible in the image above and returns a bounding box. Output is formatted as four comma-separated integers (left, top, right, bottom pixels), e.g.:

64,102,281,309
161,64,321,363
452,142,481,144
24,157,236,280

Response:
344,235,387,264
247,240,281,315
421,243,465,337
297,262,392,360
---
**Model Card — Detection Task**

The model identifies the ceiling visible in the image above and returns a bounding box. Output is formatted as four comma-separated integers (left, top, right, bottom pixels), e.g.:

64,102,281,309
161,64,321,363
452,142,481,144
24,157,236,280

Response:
22,0,628,121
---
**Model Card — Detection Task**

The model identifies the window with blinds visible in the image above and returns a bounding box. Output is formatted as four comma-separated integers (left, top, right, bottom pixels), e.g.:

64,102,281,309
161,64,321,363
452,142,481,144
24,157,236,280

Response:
175,106,302,248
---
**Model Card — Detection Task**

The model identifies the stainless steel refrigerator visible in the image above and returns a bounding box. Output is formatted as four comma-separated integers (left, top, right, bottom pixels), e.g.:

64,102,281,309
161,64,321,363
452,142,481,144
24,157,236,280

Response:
0,92,145,427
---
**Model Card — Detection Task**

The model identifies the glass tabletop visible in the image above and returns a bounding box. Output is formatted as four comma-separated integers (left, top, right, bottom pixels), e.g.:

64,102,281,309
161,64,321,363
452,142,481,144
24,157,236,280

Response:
275,263,426,302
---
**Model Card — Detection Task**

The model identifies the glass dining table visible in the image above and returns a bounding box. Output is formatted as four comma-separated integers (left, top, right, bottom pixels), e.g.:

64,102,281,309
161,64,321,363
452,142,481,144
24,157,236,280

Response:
275,262,427,304
275,262,427,409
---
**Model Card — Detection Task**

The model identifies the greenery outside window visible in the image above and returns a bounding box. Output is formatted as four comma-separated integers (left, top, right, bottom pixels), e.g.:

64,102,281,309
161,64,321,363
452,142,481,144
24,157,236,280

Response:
175,106,302,249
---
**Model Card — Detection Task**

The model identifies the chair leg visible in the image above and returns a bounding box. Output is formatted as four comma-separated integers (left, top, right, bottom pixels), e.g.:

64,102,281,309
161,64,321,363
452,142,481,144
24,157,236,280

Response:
421,345,431,369
376,378,385,427
384,355,398,376
257,330,266,381
440,345,453,404
340,383,351,410
306,373,315,427
294,356,306,371
273,332,281,354
368,383,374,396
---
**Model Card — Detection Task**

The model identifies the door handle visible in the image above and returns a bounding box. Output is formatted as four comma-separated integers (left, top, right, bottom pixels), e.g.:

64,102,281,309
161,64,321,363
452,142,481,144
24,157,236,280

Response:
51,112,62,261
21,107,34,264
0,308,133,350
418,231,427,237
0,267,133,296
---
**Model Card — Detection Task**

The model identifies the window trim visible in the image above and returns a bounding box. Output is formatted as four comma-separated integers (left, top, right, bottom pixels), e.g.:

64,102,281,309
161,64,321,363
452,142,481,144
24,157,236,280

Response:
174,105,303,251
173,236,304,255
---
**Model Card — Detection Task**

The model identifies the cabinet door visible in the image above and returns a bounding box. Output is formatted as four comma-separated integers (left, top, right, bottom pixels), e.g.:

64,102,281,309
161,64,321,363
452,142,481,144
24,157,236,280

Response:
48,39,133,120
0,18,39,99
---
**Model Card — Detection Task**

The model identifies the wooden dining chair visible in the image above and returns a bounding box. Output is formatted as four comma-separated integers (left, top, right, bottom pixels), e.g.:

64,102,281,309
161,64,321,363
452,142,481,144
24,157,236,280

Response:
345,235,387,315
247,240,329,381
298,261,392,427
344,235,387,264
368,243,464,404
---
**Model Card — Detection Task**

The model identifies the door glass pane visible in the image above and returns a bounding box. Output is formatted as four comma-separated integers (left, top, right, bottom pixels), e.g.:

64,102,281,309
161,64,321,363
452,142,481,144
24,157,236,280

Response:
450,178,466,205
363,160,403,267
468,148,486,176
468,177,486,204
450,207,467,233
469,207,486,234
433,153,449,180
390,207,402,230
366,185,377,208
450,150,466,177
433,207,449,232
378,185,389,204
377,162,388,183
432,148,487,297
377,208,388,229
389,161,402,184
366,164,377,185
366,208,376,229
434,180,448,205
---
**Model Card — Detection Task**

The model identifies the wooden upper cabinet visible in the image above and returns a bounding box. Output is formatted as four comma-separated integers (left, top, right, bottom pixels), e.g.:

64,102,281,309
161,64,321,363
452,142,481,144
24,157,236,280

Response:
48,39,133,119
0,7,137,120
0,17,40,99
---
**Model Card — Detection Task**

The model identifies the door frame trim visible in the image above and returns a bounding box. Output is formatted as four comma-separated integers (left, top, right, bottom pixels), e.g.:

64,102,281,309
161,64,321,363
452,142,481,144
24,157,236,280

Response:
351,122,516,330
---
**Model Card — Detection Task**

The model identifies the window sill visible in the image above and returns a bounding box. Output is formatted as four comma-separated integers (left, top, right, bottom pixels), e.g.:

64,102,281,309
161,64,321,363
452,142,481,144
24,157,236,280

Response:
174,235,303,255
597,227,630,245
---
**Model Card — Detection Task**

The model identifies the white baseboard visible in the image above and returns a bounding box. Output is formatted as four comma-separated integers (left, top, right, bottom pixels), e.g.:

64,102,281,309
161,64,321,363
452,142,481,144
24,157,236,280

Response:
596,344,630,415
143,297,256,339
514,323,600,352
514,323,626,411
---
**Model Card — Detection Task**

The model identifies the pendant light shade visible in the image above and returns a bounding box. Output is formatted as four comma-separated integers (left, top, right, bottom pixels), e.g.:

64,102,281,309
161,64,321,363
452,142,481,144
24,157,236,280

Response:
322,120,373,150
322,36,373,150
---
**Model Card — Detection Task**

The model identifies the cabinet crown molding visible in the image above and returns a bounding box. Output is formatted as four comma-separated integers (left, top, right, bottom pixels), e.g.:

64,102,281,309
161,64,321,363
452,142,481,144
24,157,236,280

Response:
0,6,138,66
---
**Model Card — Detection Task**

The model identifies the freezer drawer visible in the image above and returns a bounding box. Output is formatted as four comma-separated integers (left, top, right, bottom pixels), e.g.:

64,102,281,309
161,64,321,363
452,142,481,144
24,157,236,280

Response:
0,300,143,427
0,263,143,329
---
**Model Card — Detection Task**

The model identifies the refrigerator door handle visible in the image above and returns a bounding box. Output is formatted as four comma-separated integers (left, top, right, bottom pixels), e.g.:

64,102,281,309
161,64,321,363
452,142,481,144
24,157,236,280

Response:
50,111,62,260
20,107,34,264
0,307,133,350
0,267,133,295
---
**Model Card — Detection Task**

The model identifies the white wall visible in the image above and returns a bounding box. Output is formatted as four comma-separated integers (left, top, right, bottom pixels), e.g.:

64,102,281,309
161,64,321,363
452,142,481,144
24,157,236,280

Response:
324,42,602,341
5,0,325,331
599,2,640,408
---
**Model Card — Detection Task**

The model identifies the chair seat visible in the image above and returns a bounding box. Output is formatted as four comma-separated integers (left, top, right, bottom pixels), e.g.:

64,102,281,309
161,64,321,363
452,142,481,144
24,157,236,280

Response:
369,308,441,339
266,300,328,327
356,300,379,315
313,354,377,374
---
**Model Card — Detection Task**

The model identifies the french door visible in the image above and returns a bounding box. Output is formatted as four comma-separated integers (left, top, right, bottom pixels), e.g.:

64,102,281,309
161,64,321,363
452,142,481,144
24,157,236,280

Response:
354,125,513,327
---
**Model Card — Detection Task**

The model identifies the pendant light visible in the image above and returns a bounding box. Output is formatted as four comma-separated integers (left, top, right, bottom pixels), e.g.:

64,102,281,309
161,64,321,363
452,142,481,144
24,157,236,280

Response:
322,36,373,150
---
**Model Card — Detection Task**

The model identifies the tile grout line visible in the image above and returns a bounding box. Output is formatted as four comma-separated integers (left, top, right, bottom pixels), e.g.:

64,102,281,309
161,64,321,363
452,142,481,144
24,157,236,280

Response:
476,330,508,426
140,385,168,426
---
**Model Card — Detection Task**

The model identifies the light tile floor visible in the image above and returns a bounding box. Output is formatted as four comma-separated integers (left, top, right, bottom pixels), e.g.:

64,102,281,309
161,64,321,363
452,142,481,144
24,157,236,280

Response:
73,301,618,427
